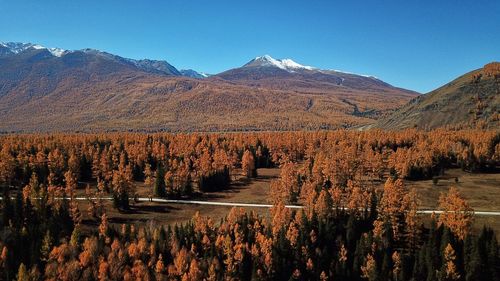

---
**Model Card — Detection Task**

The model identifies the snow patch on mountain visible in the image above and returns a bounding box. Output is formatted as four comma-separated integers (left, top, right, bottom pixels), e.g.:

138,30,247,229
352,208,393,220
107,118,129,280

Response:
246,54,378,78
0,42,68,57
250,55,314,71
47,48,67,57
180,69,210,79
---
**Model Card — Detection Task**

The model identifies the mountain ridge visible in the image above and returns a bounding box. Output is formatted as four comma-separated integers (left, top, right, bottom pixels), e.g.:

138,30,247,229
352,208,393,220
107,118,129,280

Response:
214,54,411,96
0,41,419,132
0,42,184,77
0,41,401,86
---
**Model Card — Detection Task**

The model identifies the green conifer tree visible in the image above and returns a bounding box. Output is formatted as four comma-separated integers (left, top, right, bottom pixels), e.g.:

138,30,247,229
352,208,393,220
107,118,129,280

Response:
154,164,166,197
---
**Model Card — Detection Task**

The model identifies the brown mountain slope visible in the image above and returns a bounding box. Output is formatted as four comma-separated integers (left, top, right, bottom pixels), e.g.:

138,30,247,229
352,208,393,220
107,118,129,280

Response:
214,55,416,95
369,62,500,130
0,48,418,132
0,75,416,132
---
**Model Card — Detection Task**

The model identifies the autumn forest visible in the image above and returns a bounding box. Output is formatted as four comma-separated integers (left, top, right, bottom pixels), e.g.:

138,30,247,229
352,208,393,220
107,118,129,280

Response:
0,130,498,280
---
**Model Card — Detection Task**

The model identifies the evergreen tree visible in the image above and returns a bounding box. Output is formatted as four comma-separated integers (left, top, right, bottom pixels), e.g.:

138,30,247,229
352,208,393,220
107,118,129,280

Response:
154,164,167,197
1,189,13,228
40,230,53,263
464,236,481,281
70,226,81,248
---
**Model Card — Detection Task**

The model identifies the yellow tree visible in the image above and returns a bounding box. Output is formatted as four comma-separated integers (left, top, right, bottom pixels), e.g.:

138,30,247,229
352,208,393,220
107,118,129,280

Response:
286,221,300,249
392,251,401,281
374,178,407,241
99,213,110,243
438,187,474,240
299,180,317,219
17,263,29,281
402,189,421,251
442,243,460,280
187,259,201,280
347,181,369,217
67,151,80,179
144,163,153,187
64,170,77,198
271,161,299,204
169,247,189,278
270,202,291,236
361,253,377,281
315,188,333,220
98,257,110,281
213,149,230,171
0,146,15,185
131,260,150,281
155,254,165,274
241,150,256,178
252,232,273,276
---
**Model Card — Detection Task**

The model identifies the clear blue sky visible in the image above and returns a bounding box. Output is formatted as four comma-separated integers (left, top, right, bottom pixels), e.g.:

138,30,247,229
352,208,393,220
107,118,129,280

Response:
1,0,499,93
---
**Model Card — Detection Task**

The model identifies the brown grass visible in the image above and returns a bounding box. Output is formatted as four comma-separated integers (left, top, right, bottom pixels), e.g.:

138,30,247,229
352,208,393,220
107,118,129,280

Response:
78,167,500,238
408,169,500,211
78,168,279,231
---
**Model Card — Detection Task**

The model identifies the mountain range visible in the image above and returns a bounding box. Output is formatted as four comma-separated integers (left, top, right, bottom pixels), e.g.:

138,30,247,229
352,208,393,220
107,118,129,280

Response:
2,41,493,132
0,42,196,77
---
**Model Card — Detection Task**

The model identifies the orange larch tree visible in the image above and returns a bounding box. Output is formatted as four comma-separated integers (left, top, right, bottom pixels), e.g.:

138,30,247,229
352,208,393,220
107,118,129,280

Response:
438,187,474,240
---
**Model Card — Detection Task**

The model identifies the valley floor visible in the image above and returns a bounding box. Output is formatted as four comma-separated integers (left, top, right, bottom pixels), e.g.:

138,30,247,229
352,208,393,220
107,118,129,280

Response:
75,168,500,238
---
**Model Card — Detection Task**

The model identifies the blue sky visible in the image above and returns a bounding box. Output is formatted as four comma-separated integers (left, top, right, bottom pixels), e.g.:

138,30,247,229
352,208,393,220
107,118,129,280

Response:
0,0,498,93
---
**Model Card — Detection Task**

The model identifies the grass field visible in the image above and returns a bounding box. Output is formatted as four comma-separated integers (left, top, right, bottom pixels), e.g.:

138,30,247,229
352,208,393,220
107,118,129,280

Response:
78,168,279,231
408,169,500,237
78,167,500,237
408,168,500,211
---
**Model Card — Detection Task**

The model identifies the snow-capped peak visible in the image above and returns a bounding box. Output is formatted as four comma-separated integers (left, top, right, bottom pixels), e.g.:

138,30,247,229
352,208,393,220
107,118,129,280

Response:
246,55,378,78
250,55,315,71
47,47,67,57
280,58,314,70
0,42,68,57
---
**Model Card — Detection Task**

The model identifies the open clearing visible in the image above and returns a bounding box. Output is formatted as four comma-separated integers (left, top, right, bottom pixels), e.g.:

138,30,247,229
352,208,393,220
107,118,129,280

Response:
79,168,279,229
408,168,500,211
77,167,500,237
